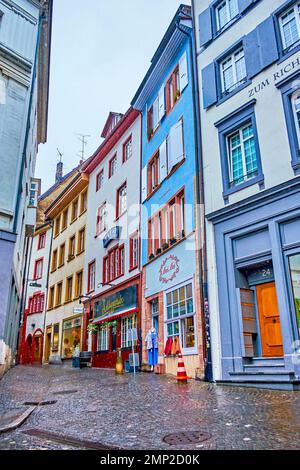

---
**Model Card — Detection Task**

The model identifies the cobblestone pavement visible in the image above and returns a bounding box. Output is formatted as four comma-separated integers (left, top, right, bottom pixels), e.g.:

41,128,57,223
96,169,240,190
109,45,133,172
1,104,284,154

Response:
0,364,300,450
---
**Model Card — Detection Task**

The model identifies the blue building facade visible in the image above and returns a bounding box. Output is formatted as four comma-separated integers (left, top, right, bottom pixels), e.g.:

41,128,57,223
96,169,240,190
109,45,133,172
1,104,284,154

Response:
194,0,300,389
132,5,206,378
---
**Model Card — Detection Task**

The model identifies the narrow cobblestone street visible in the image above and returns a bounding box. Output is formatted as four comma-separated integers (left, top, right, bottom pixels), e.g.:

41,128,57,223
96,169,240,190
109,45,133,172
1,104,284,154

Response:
0,365,300,450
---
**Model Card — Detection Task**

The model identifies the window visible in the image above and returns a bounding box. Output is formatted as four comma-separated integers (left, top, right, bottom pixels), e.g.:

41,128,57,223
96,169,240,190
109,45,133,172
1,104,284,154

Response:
289,254,300,338
69,235,76,260
88,260,96,292
151,298,159,331
216,102,263,198
279,3,300,52
51,249,58,272
96,170,104,191
129,232,139,271
147,97,159,139
292,90,300,150
48,286,55,310
123,135,133,162
165,282,196,351
52,323,60,351
62,208,68,230
54,216,60,237
96,203,107,235
97,326,108,351
166,65,180,113
28,180,39,207
121,315,135,348
77,227,85,254
220,47,246,94
34,258,43,279
227,124,258,186
279,78,300,173
103,245,125,283
71,199,78,221
38,232,46,250
62,318,81,358
58,243,65,267
216,0,239,31
75,270,83,298
147,189,185,258
28,293,45,314
116,183,127,218
65,276,73,302
109,154,117,178
80,191,87,214
147,152,160,195
55,282,63,306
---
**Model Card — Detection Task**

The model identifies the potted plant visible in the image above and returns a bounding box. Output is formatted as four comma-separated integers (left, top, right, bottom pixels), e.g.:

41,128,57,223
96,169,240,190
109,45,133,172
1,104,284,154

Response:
170,237,177,245
162,242,169,251
149,253,155,260
156,247,162,255
87,324,99,334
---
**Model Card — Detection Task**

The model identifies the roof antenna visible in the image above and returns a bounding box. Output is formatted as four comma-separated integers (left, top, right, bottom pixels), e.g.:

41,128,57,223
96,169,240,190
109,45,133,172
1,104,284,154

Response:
55,148,64,183
75,133,91,162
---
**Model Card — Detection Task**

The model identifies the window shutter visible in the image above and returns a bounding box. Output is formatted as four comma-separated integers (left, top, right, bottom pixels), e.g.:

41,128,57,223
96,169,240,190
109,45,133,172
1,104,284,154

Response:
159,139,167,182
244,17,279,79
167,120,184,171
238,0,252,14
179,52,188,92
198,8,212,48
236,288,257,358
202,62,217,109
141,165,148,202
158,85,165,121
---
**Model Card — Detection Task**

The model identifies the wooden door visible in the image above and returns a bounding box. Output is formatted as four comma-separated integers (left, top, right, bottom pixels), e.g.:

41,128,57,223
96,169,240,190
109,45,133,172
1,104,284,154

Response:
256,282,283,357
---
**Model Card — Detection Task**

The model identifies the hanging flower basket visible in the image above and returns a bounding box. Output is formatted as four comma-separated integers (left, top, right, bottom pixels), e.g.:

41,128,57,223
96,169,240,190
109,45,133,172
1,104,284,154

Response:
87,324,99,334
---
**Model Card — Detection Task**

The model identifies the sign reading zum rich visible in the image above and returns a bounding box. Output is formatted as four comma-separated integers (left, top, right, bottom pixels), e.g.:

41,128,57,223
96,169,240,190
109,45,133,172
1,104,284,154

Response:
94,285,137,319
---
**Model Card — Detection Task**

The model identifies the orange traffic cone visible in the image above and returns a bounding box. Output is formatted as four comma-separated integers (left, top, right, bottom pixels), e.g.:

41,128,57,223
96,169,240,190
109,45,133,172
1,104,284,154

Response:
176,352,191,383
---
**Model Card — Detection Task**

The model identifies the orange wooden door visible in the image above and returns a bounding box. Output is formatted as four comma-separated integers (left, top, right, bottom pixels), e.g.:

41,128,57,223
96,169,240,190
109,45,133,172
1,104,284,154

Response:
256,282,283,357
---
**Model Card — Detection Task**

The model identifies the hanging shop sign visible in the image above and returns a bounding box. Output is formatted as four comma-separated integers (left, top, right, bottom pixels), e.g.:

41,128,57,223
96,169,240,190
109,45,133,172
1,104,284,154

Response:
103,226,120,249
73,306,84,314
94,285,137,320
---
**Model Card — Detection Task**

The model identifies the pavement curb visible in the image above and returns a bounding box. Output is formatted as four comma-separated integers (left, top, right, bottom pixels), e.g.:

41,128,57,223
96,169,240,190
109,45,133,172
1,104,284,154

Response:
0,406,36,434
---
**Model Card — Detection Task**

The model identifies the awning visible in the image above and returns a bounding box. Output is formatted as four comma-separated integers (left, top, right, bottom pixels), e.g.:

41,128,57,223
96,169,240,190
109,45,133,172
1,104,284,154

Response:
92,308,138,325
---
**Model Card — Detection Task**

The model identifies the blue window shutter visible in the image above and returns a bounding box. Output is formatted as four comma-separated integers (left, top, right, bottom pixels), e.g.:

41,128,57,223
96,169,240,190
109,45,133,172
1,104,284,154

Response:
199,8,212,48
238,0,253,14
244,28,261,79
202,62,217,109
257,16,279,70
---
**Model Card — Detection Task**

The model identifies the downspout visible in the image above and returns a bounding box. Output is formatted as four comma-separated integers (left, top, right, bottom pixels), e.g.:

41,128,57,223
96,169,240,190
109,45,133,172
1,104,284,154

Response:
13,14,43,233
176,12,213,381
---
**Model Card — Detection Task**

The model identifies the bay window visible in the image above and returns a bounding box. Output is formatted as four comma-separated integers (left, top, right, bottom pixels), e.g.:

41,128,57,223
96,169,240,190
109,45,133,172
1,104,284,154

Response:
165,282,196,352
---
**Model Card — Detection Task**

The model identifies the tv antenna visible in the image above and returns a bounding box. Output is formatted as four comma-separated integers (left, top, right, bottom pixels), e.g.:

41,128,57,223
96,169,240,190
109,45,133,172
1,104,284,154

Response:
76,133,91,161
57,148,63,163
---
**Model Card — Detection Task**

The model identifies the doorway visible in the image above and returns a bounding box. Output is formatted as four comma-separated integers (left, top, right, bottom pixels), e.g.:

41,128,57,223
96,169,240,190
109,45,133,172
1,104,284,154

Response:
44,330,51,363
256,282,283,357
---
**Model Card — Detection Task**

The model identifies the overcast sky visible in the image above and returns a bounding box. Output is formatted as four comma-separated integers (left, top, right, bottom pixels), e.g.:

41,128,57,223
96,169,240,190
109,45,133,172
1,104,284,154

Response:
36,0,190,193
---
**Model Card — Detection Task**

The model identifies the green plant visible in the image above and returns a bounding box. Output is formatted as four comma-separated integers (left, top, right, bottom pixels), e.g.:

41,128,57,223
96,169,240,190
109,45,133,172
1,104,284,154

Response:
87,324,99,334
149,253,155,260
162,242,169,250
170,237,177,245
156,247,162,255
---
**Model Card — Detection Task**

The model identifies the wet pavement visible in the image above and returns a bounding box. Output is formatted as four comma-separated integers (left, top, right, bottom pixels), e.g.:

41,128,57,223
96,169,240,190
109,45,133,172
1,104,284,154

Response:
0,364,300,450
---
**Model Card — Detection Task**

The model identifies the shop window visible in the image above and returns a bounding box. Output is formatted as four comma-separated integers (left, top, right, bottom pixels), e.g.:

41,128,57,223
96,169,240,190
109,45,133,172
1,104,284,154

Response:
51,249,57,272
55,282,63,307
151,298,159,331
58,243,65,267
62,208,68,230
121,316,135,348
116,182,127,218
48,286,55,310
165,282,195,351
109,154,117,178
88,260,96,293
77,227,85,254
97,326,109,351
80,190,87,214
68,235,76,261
289,253,300,338
52,323,60,351
96,169,104,191
129,232,139,271
62,317,81,358
65,276,73,302
122,135,133,162
71,199,78,222
34,258,43,280
38,232,46,250
75,270,83,299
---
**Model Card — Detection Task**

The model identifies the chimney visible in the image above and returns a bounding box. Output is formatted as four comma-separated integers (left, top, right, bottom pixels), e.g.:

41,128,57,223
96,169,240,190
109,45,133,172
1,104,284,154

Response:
55,161,63,183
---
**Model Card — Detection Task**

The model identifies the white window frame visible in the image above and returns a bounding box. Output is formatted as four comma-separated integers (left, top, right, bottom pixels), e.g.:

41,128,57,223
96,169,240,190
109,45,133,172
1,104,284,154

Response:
164,279,197,356
292,89,300,148
97,327,108,351
118,184,127,216
121,315,136,348
216,0,239,31
279,3,300,51
220,47,246,94
227,123,258,186
124,138,133,161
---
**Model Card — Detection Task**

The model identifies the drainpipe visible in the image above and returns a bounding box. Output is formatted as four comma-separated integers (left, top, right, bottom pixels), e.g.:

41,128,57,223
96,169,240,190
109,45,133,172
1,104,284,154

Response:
176,12,213,381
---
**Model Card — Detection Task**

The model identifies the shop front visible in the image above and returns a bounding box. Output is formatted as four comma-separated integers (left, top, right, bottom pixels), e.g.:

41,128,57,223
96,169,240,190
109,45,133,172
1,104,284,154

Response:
208,179,300,389
142,236,203,378
90,279,141,369
46,314,83,363
61,316,82,359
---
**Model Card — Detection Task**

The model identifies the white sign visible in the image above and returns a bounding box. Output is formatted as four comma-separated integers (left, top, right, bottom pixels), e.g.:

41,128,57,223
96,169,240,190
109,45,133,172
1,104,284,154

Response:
73,307,84,314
